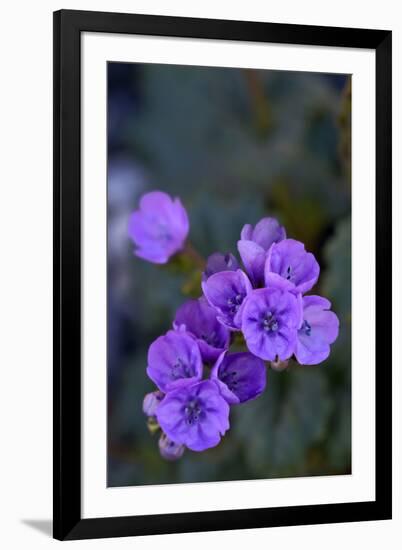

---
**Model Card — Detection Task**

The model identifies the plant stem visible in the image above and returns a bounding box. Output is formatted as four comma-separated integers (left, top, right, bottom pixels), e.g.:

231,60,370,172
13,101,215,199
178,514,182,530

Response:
243,68,271,137
184,241,206,269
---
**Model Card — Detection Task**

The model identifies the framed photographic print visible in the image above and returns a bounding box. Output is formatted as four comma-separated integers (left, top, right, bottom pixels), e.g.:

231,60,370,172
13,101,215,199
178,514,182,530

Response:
53,9,392,541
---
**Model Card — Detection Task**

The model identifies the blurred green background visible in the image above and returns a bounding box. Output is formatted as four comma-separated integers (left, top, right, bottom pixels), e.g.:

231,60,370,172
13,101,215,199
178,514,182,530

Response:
107,62,351,487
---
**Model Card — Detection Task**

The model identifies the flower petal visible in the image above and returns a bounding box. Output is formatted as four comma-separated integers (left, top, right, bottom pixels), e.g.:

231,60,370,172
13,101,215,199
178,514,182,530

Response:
237,240,266,286
173,298,230,364
265,239,320,293
203,252,239,281
156,381,230,452
252,217,286,250
240,224,253,240
147,330,203,392
212,352,266,404
202,269,252,330
128,191,189,264
241,287,300,361
295,295,340,365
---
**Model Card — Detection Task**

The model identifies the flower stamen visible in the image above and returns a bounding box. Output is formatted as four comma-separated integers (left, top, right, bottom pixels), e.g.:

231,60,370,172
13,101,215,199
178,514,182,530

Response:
227,294,244,314
262,311,279,332
302,320,312,336
171,358,192,379
184,400,202,425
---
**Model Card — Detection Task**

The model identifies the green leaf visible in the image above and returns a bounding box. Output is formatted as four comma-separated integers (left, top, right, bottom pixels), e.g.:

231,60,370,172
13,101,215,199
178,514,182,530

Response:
233,366,332,477
322,216,351,321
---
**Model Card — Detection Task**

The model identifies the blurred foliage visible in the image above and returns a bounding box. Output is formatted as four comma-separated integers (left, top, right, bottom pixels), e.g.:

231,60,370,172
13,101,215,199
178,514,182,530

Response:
107,63,352,487
338,78,352,186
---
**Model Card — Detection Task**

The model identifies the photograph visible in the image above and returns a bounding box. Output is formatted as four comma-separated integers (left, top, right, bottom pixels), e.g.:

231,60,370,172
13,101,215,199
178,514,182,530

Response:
107,62,352,488
0,1,395,546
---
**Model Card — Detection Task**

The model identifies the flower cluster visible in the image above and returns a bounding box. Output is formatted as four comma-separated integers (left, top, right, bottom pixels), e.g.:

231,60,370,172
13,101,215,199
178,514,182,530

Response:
130,192,339,460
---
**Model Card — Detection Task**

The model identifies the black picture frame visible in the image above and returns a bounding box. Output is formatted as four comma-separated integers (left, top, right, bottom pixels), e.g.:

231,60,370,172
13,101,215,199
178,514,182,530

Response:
53,9,392,541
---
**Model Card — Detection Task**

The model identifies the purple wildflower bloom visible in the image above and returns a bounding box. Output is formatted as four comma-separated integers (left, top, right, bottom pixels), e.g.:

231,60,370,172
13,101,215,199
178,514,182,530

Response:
265,239,320,294
174,298,230,364
211,352,266,404
142,390,164,417
147,330,202,393
238,217,286,286
202,252,239,281
202,269,253,330
295,296,339,365
156,380,230,451
158,433,185,461
128,191,189,264
241,286,302,361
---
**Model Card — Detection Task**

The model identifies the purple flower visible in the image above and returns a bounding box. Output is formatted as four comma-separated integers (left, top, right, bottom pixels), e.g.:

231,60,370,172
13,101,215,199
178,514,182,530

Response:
238,217,286,286
295,296,339,365
202,252,239,281
156,380,230,451
143,391,164,416
211,352,266,404
128,191,189,264
241,286,302,361
202,269,253,330
265,239,319,294
147,330,202,393
158,433,185,461
174,298,230,364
